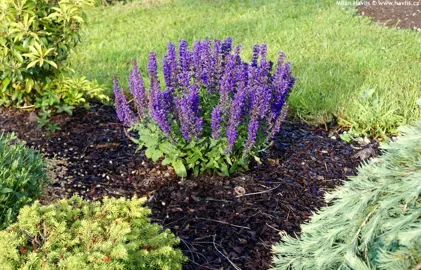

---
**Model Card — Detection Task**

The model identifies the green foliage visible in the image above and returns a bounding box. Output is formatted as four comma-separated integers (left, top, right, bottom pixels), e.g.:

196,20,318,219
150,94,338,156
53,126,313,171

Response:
0,133,48,229
0,196,186,269
132,123,250,177
34,76,108,130
271,121,421,270
0,0,108,127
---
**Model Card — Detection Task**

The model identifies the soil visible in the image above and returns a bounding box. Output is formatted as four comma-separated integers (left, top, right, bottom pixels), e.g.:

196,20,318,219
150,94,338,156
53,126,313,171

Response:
0,104,379,270
358,0,421,31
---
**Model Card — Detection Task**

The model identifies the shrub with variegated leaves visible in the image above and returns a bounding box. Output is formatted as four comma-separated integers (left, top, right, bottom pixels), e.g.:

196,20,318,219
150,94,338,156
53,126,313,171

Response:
114,38,295,176
0,0,108,131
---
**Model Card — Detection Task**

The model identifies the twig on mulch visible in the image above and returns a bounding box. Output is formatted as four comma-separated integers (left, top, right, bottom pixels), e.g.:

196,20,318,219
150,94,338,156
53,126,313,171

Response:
213,235,242,270
236,183,282,197
180,238,196,263
265,223,282,232
195,218,250,230
123,128,138,144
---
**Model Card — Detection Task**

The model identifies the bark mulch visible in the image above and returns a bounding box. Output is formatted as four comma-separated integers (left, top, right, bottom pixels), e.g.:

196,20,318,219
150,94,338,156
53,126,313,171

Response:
0,104,378,270
358,0,421,31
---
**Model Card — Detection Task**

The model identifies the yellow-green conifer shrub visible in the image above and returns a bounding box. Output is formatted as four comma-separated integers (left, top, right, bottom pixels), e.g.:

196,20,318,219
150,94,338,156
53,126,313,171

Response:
272,121,421,270
0,196,185,269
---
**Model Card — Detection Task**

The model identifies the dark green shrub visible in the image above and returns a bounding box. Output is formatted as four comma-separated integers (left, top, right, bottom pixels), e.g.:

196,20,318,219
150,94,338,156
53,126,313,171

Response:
0,133,48,229
271,121,421,269
0,0,108,120
0,196,185,269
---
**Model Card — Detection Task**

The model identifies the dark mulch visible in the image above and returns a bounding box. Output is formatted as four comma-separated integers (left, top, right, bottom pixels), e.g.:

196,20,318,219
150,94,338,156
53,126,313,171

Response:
0,104,378,270
358,0,421,30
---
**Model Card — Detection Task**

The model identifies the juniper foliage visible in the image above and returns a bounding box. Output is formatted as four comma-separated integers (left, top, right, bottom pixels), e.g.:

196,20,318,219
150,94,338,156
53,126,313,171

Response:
0,196,185,270
272,121,421,270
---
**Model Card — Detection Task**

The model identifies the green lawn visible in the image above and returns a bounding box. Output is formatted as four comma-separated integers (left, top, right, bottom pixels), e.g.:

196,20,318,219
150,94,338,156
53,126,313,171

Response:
70,0,421,137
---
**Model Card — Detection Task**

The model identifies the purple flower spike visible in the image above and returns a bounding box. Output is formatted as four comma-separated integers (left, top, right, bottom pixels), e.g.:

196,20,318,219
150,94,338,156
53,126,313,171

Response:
222,37,233,56
163,42,178,88
179,40,192,73
176,84,203,141
190,85,203,138
150,89,172,138
219,54,236,107
175,98,191,141
129,60,147,120
213,39,223,80
271,53,295,120
179,40,192,88
200,39,214,88
260,44,268,62
245,117,259,151
211,105,223,140
226,64,248,154
268,104,288,141
148,52,161,114
251,44,260,67
193,41,202,82
113,76,135,126
148,52,158,81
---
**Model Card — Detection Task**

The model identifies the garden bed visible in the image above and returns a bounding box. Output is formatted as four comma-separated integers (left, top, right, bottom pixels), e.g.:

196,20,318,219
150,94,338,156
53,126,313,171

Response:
358,0,421,30
0,104,378,270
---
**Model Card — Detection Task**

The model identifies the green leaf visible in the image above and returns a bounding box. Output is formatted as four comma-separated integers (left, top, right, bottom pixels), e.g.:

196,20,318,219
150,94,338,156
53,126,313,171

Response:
220,163,229,176
0,188,14,194
56,104,74,115
145,147,163,162
12,50,24,62
139,129,159,148
1,78,11,91
193,166,199,176
26,60,38,69
340,133,354,143
172,159,187,177
162,156,173,166
45,60,58,69
159,141,178,155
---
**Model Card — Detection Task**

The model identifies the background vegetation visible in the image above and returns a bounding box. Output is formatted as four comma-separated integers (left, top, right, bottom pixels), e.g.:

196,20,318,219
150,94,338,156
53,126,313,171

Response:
70,0,421,137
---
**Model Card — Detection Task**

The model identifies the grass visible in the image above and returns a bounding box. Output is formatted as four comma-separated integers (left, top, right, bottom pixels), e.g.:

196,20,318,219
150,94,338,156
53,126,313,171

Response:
70,0,421,137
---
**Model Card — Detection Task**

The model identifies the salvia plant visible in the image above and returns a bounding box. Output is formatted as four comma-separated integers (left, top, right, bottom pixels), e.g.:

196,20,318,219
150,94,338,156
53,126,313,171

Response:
114,38,295,177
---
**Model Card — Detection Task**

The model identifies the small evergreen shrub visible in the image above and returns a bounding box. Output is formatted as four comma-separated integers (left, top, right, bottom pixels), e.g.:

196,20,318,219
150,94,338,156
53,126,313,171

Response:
0,196,185,269
271,121,421,269
0,0,108,125
0,133,48,229
114,38,295,176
